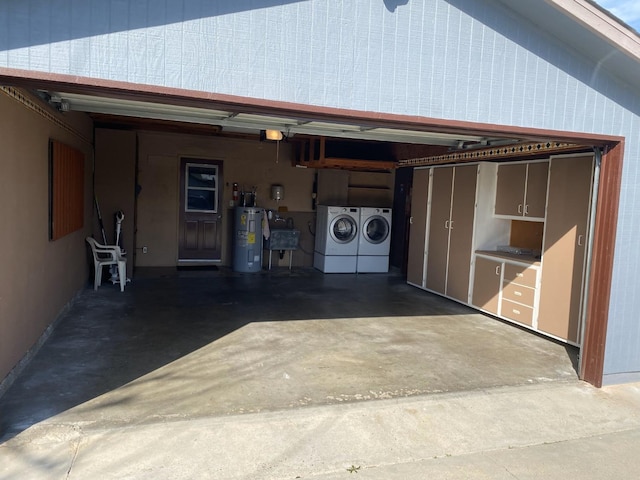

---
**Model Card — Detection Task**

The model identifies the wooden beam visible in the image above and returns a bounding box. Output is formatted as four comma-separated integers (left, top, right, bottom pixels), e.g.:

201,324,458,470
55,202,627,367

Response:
300,157,395,171
293,136,396,171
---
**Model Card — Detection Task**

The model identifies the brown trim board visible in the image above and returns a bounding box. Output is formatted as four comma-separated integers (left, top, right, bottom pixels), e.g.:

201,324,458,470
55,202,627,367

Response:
580,142,624,387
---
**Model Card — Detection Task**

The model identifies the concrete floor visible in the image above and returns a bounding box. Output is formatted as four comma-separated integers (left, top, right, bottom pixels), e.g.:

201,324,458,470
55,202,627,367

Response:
0,267,578,442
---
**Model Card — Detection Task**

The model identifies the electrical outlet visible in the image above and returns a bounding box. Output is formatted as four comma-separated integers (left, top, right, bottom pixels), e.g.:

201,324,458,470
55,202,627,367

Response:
142,246,148,254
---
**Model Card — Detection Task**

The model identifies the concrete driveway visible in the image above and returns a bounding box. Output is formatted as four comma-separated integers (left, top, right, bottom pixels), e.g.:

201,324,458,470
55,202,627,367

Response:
0,268,578,441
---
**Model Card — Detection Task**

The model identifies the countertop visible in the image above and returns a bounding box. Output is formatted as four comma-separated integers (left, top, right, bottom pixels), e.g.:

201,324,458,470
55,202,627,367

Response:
475,249,541,267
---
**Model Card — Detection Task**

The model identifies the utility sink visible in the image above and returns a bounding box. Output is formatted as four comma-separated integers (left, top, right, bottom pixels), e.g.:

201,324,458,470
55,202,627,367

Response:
265,228,300,250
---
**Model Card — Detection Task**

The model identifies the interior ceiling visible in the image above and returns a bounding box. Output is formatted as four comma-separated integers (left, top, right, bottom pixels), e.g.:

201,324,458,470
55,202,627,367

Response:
41,89,525,151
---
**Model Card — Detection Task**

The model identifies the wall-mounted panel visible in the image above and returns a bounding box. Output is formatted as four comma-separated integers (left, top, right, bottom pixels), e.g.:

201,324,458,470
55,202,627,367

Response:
49,140,84,241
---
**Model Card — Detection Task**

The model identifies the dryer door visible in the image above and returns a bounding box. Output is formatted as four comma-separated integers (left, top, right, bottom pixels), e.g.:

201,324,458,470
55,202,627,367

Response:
363,216,390,244
330,215,358,244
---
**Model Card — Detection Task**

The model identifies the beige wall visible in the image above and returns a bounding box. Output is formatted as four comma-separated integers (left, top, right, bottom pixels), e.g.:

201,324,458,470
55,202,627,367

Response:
135,131,316,267
0,90,94,382
95,129,136,277
96,129,396,271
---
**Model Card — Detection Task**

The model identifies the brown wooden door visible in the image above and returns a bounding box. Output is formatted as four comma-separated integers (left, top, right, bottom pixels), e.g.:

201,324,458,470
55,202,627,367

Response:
495,163,526,216
446,165,478,302
407,168,430,287
524,161,549,218
538,155,593,342
472,256,502,315
179,158,224,261
425,167,453,295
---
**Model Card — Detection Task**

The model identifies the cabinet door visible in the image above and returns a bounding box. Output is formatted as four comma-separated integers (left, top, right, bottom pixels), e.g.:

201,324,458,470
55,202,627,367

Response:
472,256,502,315
524,162,549,218
425,167,453,295
446,165,477,302
407,169,430,287
538,155,593,342
495,164,526,216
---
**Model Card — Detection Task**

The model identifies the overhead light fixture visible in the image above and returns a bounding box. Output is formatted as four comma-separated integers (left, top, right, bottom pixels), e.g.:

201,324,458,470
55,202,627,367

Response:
259,129,285,164
261,129,283,141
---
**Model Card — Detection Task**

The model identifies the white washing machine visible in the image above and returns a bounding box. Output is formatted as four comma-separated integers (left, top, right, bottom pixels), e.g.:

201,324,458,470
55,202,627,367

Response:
357,207,392,273
314,205,360,273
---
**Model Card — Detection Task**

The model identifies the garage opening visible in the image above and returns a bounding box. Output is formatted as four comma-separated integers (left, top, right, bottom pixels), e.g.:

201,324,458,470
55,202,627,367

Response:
29,83,622,384
0,83,622,439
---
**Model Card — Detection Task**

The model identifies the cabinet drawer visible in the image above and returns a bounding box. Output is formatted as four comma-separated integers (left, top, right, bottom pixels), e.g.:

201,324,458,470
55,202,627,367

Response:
501,282,535,307
501,300,534,326
503,263,537,288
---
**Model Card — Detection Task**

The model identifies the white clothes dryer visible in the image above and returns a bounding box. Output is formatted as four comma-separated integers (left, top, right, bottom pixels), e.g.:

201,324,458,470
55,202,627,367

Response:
357,207,392,273
314,205,360,273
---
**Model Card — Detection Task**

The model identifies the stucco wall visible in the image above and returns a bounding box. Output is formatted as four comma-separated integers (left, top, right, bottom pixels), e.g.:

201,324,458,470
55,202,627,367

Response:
1,0,640,379
0,90,93,382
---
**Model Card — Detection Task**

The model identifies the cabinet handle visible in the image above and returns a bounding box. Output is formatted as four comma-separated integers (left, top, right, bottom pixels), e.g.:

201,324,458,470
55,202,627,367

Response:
578,234,584,246
518,204,523,214
444,220,449,229
514,291,522,296
495,266,501,276
512,308,521,315
450,220,454,229
524,204,529,215
409,216,414,225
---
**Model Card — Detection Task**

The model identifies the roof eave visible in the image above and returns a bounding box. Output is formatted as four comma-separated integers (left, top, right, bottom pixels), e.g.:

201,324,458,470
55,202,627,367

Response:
545,0,640,63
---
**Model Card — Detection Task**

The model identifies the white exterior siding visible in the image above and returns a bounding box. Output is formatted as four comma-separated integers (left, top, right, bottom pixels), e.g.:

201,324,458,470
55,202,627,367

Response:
1,0,639,380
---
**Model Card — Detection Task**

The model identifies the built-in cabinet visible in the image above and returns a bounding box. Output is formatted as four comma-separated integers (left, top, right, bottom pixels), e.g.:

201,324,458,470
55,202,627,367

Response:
407,153,594,346
347,170,394,207
406,169,430,287
472,253,540,327
471,256,502,315
500,262,538,326
316,169,394,207
494,161,548,220
425,165,477,302
537,155,593,343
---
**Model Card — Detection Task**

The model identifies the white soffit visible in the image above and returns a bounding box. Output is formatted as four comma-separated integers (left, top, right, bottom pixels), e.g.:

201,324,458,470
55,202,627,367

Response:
547,0,640,60
498,0,640,83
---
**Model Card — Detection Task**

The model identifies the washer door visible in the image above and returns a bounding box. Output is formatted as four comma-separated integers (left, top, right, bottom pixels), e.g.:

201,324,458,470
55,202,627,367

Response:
363,216,389,244
330,215,358,244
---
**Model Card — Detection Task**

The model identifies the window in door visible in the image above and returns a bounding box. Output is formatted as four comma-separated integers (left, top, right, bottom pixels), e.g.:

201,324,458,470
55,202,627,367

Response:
185,164,218,213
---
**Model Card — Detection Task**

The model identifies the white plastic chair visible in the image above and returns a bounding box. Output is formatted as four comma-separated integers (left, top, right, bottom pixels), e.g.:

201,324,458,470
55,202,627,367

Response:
86,237,127,292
